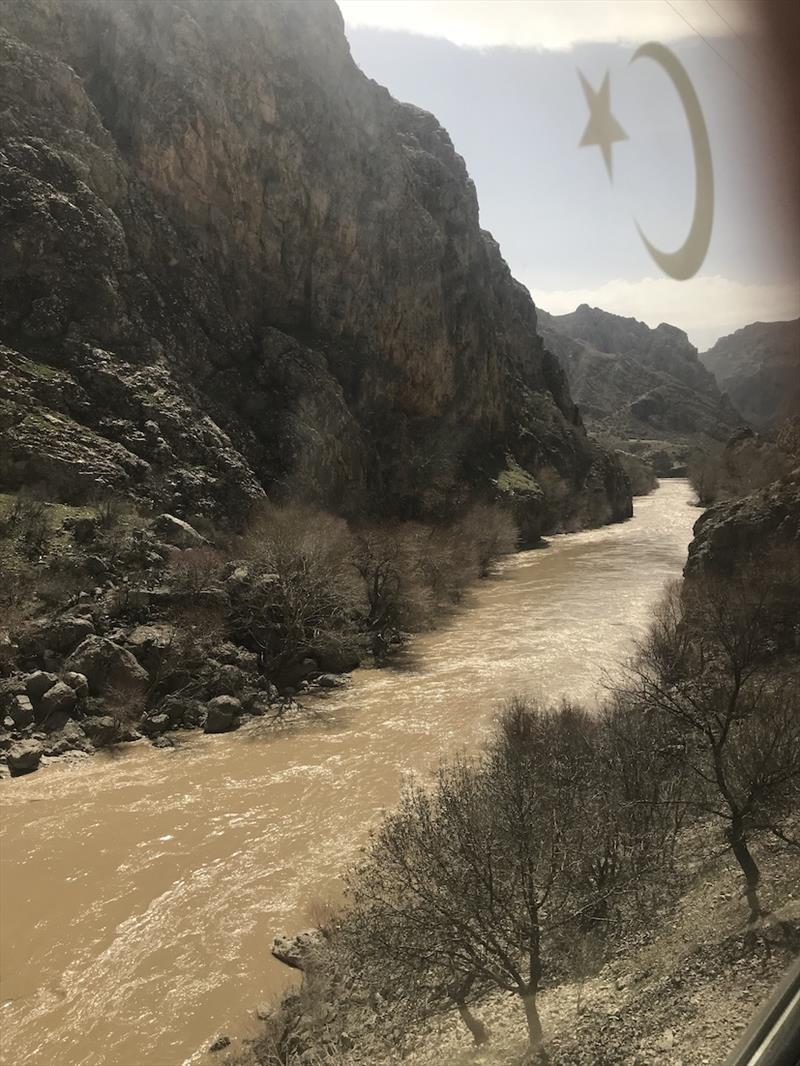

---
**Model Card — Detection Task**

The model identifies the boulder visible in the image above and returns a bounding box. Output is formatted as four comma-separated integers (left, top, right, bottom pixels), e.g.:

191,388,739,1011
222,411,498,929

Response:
316,674,348,689
208,1036,231,1053
152,513,206,549
37,681,78,729
125,624,175,672
45,615,95,655
204,662,247,697
311,640,361,674
42,721,92,757
81,715,119,747
158,696,196,728
140,713,170,738
278,657,319,688
211,642,259,673
9,694,35,728
64,637,149,695
7,739,43,776
61,671,89,699
204,695,241,734
25,670,59,704
271,929,325,971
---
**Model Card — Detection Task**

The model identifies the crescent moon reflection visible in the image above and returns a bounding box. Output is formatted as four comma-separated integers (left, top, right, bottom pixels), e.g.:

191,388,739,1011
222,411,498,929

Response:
631,42,714,281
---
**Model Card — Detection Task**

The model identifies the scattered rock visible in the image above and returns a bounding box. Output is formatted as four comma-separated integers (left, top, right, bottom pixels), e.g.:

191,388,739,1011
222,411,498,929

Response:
316,673,349,689
140,713,170,738
7,739,43,776
37,681,78,729
64,636,149,695
45,614,95,655
61,671,89,699
204,695,241,734
311,641,361,674
81,715,119,747
25,670,59,704
152,513,206,549
42,721,92,756
9,694,35,728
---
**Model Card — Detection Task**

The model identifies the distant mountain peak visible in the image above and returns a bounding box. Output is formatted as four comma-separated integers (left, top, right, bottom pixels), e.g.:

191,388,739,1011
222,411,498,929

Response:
700,318,800,429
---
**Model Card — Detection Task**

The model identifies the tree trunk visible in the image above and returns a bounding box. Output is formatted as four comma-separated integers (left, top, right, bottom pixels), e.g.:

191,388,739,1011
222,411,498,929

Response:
727,819,763,922
520,988,545,1048
454,1000,488,1046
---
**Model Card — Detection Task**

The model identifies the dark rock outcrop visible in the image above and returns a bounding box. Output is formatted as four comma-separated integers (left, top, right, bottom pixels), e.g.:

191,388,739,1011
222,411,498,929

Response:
700,319,800,430
272,929,325,972
685,469,800,575
0,0,629,533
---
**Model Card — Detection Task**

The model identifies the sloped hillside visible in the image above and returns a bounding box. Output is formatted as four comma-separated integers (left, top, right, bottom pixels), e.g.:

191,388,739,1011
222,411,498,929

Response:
539,305,744,447
700,318,800,430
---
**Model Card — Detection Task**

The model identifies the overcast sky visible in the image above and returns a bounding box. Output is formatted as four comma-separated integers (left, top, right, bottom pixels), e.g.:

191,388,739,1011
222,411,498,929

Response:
340,1,799,349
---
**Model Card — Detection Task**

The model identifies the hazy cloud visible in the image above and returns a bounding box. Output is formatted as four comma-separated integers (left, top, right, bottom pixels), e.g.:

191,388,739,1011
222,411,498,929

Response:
339,1,757,51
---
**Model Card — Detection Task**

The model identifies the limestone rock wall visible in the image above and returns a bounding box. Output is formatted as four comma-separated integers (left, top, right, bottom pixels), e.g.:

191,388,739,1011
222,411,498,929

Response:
0,0,630,532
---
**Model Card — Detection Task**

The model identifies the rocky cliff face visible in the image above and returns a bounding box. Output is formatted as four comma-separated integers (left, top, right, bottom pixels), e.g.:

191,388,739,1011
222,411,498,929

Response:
0,0,630,537
700,319,800,430
539,305,743,443
685,467,800,576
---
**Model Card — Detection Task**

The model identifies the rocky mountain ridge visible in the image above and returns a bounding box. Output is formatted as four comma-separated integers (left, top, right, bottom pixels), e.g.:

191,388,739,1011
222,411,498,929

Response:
0,0,630,540
538,304,744,450
700,318,800,430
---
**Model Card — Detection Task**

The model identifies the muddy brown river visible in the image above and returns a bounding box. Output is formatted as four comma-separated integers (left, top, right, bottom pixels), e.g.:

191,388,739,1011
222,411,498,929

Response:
0,480,697,1066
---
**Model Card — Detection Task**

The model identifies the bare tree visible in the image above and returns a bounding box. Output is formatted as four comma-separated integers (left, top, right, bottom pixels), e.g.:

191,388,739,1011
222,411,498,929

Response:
350,524,433,649
341,698,657,1055
627,569,800,921
231,504,359,676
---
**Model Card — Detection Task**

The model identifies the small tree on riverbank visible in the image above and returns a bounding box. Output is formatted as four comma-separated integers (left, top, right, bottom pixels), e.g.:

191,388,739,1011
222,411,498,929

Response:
340,698,662,1055
627,567,800,921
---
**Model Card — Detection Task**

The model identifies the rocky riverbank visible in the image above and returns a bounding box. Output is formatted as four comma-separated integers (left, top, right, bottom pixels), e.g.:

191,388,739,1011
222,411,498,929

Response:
0,501,331,778
0,485,524,777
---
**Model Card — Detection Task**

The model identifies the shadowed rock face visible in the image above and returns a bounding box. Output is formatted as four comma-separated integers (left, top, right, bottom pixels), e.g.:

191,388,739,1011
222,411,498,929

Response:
700,319,800,430
685,468,800,576
539,305,744,442
0,0,630,532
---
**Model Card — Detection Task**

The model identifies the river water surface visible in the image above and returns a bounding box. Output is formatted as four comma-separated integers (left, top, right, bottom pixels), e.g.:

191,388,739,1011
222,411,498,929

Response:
0,480,697,1066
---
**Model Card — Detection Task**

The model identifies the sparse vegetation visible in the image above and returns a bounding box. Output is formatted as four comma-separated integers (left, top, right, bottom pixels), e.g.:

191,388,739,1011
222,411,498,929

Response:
687,429,793,506
237,547,799,1066
0,484,521,768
